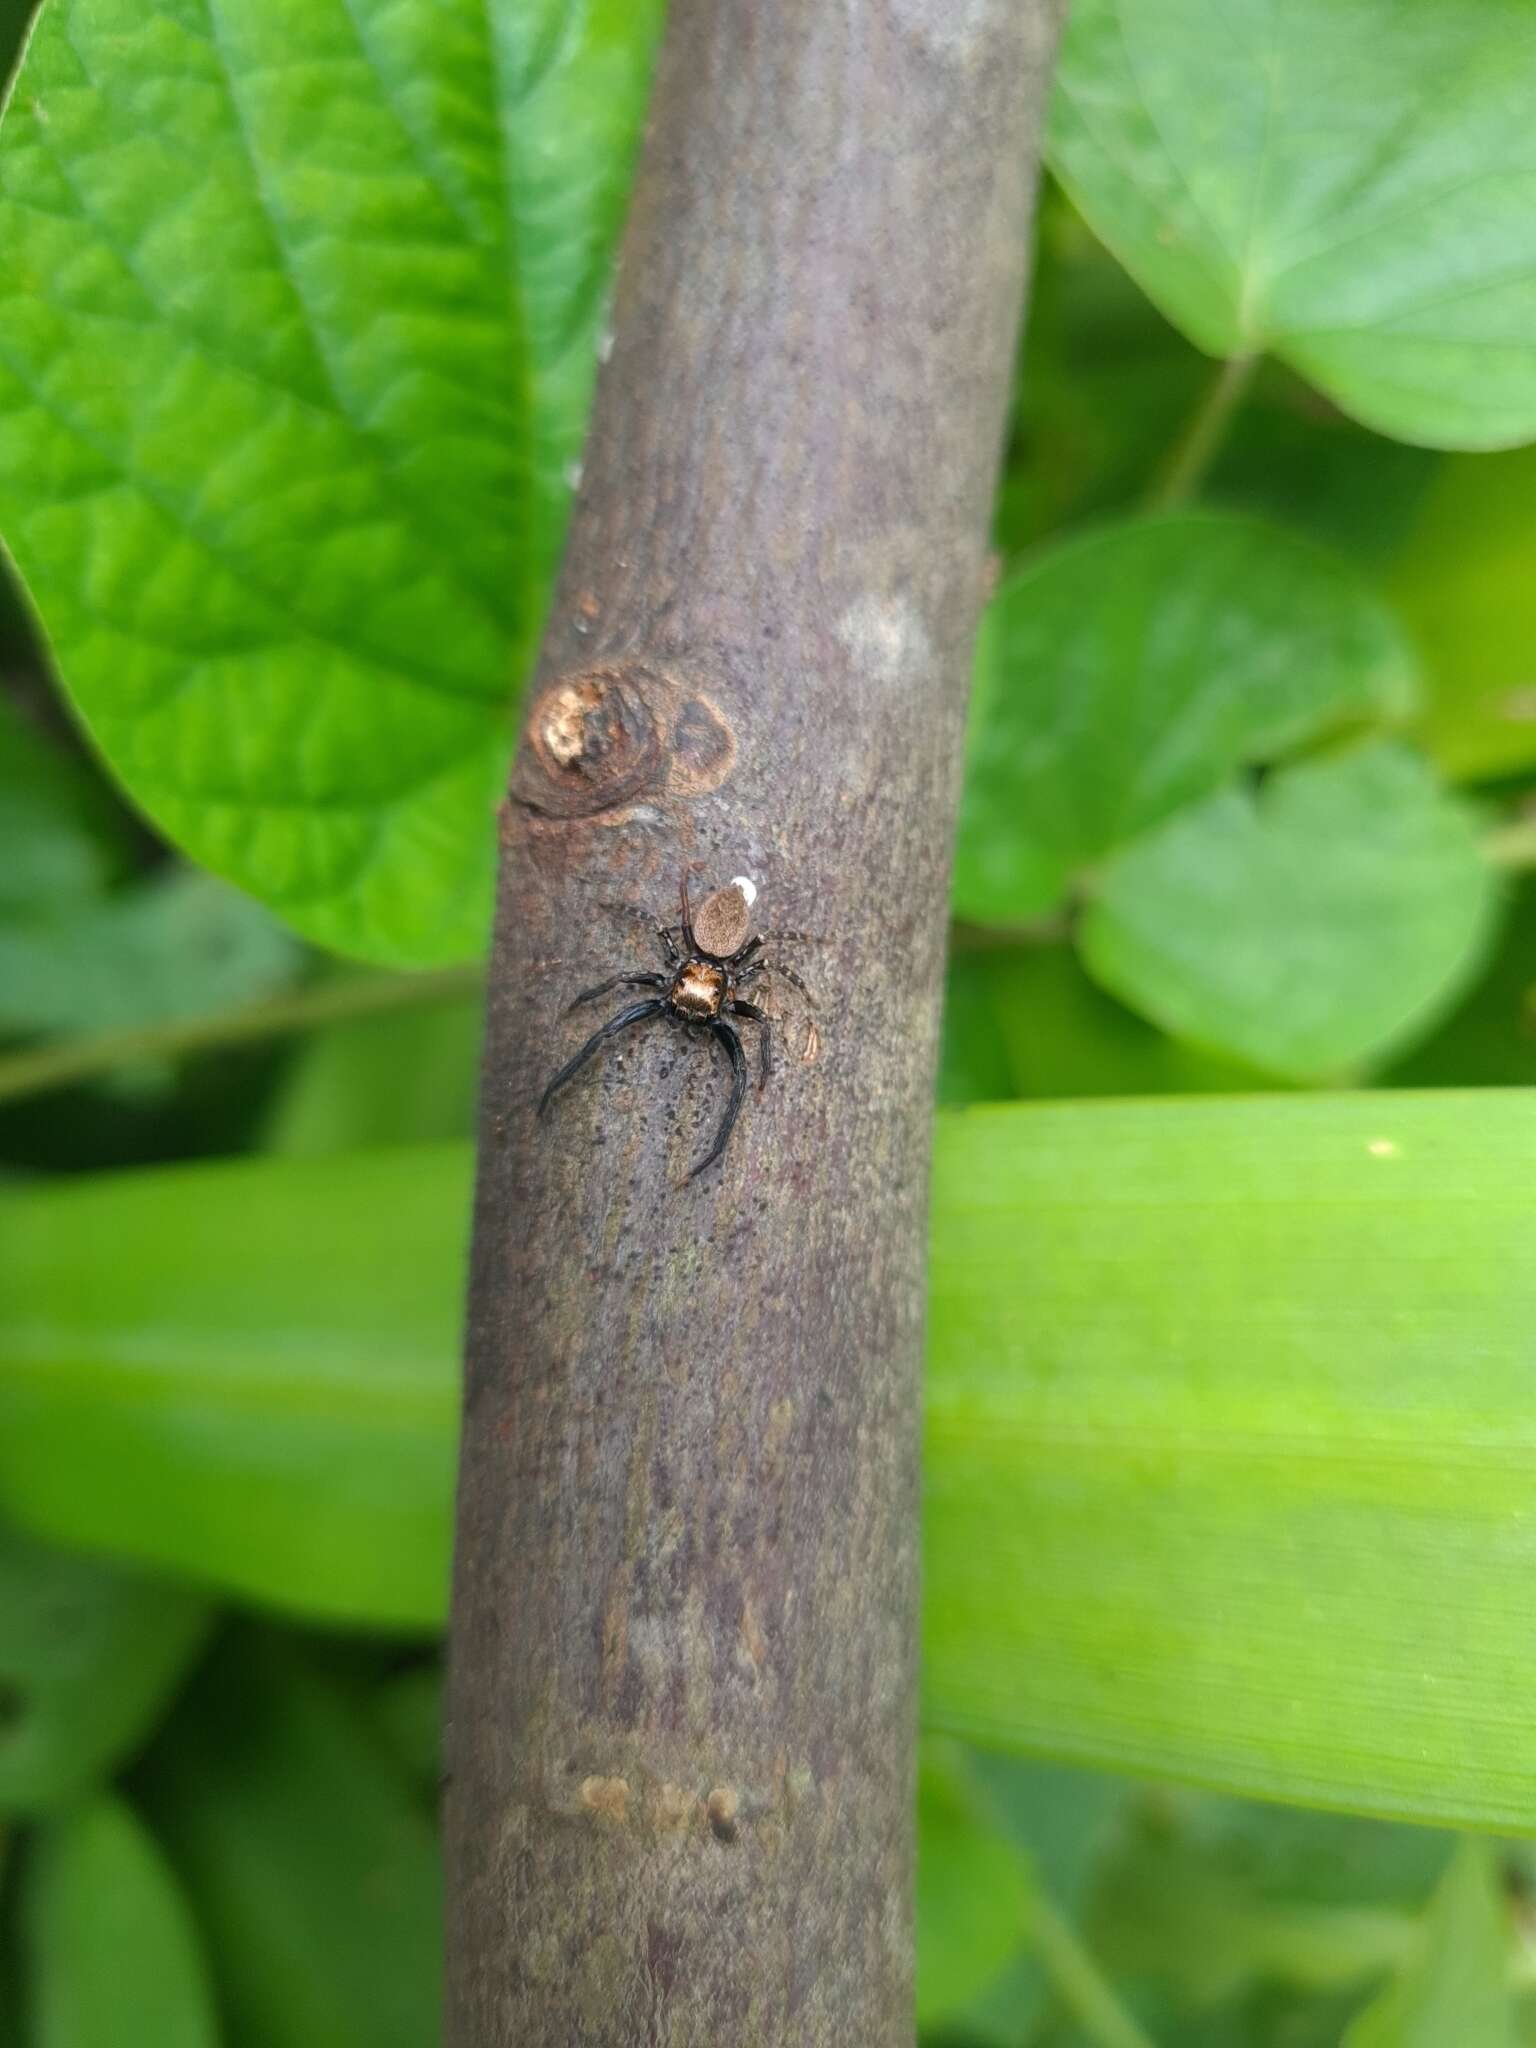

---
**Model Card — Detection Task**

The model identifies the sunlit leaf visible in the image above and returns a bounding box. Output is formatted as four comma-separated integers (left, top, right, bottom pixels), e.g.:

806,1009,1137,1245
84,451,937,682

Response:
1051,0,1536,448
1080,744,1497,1078
0,0,661,964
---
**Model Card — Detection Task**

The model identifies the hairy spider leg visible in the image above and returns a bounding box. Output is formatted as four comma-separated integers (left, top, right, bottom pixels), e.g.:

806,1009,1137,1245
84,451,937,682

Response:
688,1020,748,1179
538,999,666,1117
568,971,666,1011
729,998,772,1086
772,961,817,1008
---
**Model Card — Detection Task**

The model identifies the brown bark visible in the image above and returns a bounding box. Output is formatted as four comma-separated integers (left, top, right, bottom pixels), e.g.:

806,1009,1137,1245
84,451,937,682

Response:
444,3,1064,2042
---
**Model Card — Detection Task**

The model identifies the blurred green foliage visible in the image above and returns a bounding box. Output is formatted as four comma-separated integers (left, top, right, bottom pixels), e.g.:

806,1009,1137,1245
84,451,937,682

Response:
2,0,1535,2043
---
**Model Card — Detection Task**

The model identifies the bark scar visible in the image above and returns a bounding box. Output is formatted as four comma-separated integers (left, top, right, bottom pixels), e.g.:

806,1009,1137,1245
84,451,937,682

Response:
512,662,737,821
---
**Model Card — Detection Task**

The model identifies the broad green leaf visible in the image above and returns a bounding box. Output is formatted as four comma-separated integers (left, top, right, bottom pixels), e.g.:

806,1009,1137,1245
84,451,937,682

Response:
1050,0,1536,448
954,515,1416,923
140,1630,441,2048
923,1092,1536,1827
24,1793,217,2048
1343,1840,1513,2048
943,942,1281,1106
0,0,661,966
1390,447,1536,783
1080,743,1497,1079
917,1742,1033,2029
0,1520,208,1813
0,1150,460,1626
6,1094,1536,1827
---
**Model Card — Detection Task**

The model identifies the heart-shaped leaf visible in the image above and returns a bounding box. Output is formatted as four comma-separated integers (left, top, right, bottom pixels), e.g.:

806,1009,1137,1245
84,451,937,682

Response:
955,514,1416,922
1079,743,1497,1078
0,0,661,965
1050,0,1536,448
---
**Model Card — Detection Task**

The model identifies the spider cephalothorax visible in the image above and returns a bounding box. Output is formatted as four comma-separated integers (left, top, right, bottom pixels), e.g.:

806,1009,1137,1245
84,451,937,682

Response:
538,873,815,1179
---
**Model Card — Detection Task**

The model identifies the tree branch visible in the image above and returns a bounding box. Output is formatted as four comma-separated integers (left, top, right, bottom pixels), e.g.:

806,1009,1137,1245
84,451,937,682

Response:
443,4,1064,2040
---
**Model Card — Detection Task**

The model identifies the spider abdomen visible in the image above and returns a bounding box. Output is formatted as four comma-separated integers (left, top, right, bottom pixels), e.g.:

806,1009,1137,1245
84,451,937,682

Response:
670,960,727,1019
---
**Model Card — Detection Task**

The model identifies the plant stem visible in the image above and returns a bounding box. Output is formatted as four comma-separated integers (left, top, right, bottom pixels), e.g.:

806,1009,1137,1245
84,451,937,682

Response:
1031,1892,1160,2048
0,964,483,1106
442,0,1068,2039
1148,353,1259,510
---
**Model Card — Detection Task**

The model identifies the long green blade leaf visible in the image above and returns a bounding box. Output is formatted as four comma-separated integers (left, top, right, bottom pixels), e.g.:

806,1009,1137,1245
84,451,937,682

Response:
1,1094,1533,1826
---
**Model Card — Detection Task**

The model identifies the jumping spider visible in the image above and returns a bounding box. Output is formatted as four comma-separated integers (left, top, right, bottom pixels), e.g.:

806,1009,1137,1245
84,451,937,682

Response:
539,873,815,1179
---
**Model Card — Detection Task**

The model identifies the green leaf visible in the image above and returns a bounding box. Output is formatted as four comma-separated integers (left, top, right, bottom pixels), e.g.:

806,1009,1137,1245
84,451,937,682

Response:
0,695,299,1056
0,0,661,966
946,943,1285,1105
0,1521,208,1813
139,1630,441,2048
24,1793,217,2048
1080,743,1497,1079
1343,1840,1514,2048
0,866,300,1052
1390,447,1536,783
6,1093,1536,1829
1384,882,1536,1091
263,984,482,1155
0,695,129,915
1050,0,1536,449
954,514,1416,923
0,1150,460,1626
923,1091,1536,1827
917,1742,1033,2029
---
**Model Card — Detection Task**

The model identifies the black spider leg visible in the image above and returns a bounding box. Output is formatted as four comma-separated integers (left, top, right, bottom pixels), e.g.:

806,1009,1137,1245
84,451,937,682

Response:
538,999,666,1117
679,871,699,953
688,1019,748,1180
568,971,666,1011
729,999,772,1086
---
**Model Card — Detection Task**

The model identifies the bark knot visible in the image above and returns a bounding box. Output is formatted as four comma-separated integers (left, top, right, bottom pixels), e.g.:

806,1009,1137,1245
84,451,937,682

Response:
513,663,736,820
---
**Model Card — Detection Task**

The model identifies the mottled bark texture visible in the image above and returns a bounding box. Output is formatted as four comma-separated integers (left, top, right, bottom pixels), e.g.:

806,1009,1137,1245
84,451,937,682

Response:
444,2,1064,2041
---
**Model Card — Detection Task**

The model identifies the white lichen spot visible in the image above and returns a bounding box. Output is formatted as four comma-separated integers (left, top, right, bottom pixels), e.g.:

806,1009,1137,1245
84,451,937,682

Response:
835,594,932,688
564,459,584,491
1366,1138,1401,1159
730,874,758,907
598,329,615,364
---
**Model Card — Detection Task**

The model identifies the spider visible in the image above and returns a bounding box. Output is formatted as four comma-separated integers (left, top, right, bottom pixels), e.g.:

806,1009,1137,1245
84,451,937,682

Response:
538,873,815,1179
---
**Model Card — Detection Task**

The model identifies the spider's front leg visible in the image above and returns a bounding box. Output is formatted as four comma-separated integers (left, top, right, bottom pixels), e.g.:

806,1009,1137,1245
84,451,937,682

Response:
568,971,667,1011
539,999,667,1117
687,1020,748,1180
729,998,772,1087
